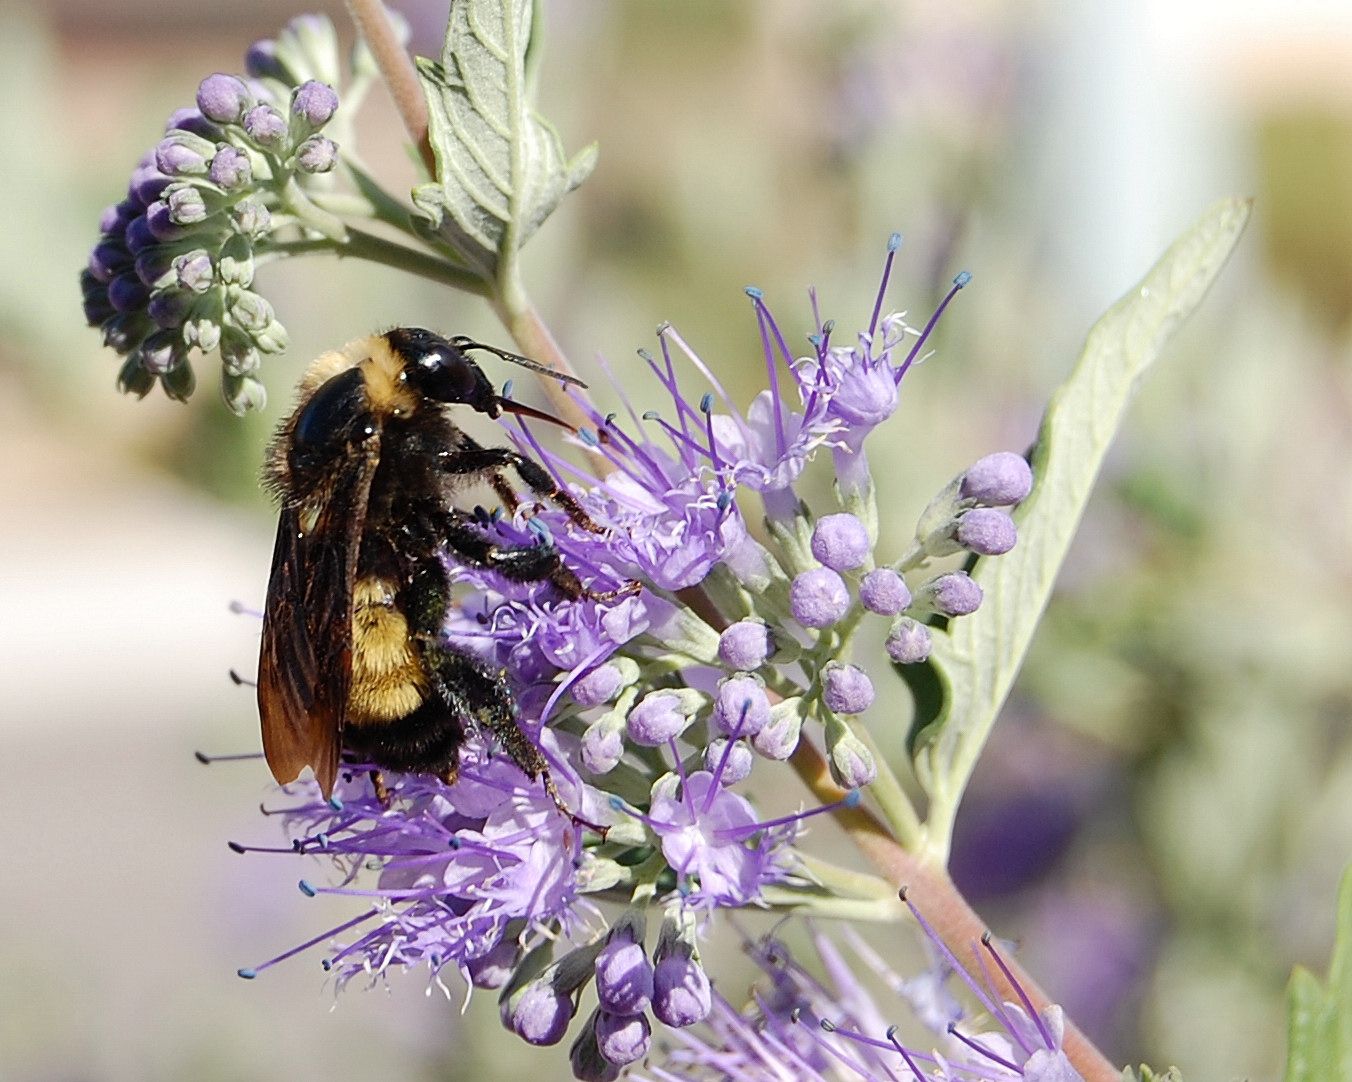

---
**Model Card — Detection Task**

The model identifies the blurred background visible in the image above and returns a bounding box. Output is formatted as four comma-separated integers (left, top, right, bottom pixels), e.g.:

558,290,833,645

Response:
7,0,1352,1079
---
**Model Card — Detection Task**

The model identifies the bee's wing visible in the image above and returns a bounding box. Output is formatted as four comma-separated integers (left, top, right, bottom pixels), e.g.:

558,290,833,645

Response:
257,447,378,797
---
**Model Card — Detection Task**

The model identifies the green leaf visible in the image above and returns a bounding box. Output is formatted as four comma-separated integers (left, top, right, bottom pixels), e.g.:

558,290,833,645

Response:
1121,1068,1185,1082
912,198,1251,858
411,0,597,284
1284,867,1352,1082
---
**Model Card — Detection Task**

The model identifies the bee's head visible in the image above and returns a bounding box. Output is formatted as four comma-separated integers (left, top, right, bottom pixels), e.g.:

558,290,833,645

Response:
385,327,501,417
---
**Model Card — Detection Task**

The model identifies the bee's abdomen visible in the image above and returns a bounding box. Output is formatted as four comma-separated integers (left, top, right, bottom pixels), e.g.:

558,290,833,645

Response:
348,577,428,725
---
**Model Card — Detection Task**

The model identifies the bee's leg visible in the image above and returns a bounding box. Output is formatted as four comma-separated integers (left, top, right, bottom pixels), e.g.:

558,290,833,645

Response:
437,439,606,534
369,769,392,807
438,510,637,603
487,472,522,516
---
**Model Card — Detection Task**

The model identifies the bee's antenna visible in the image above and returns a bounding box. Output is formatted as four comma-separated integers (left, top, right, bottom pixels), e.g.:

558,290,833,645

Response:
450,336,588,389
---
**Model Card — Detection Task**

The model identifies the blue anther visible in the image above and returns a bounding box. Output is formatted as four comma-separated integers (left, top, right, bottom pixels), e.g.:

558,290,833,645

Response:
298,879,318,897
842,790,863,809
953,271,972,288
716,490,733,511
448,836,462,850
578,427,599,447
608,794,626,811
744,286,764,300
642,410,660,421
808,333,821,347
699,393,714,414
502,379,515,399
321,959,332,971
887,231,902,252
327,795,343,811
237,967,257,980
822,319,835,334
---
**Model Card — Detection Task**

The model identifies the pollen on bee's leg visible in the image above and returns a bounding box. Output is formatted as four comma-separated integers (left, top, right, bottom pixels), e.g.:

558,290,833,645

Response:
369,769,392,806
438,764,458,789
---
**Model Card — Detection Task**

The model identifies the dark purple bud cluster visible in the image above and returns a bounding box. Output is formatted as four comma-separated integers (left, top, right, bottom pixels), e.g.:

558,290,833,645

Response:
81,17,349,411
502,909,711,1080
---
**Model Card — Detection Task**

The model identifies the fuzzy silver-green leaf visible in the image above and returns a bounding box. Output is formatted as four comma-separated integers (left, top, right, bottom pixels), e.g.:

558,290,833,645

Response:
912,198,1251,859
412,0,596,283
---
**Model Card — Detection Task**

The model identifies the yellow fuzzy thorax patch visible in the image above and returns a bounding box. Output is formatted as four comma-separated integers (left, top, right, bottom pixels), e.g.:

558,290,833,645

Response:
348,576,428,724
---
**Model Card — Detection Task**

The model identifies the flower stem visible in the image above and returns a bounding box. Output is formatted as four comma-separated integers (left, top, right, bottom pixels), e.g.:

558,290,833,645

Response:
263,228,488,294
787,739,1119,1082
345,0,437,178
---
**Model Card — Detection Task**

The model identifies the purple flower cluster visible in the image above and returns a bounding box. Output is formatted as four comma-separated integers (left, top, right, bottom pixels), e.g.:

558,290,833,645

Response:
81,16,350,411
643,891,1082,1082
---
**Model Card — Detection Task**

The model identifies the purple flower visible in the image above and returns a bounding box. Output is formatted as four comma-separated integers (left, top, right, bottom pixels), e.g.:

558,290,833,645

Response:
859,567,910,615
955,507,1018,556
641,772,793,907
291,79,340,127
811,513,871,571
791,567,850,629
196,73,252,123
962,451,1034,506
886,618,933,664
821,663,875,715
717,620,773,671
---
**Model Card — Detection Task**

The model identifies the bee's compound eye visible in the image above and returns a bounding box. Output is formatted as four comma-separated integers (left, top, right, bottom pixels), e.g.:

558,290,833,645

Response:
293,367,374,463
417,347,479,402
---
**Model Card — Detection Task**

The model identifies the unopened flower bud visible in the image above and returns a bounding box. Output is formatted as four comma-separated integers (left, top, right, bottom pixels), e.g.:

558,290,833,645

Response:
467,939,520,990
955,508,1017,556
231,198,271,239
885,618,932,664
825,716,876,789
717,619,772,671
155,132,214,177
572,662,625,707
652,955,711,1027
160,355,197,401
581,717,624,775
626,691,693,746
960,451,1033,506
144,200,185,242
294,135,337,173
822,663,875,715
164,107,220,140
510,981,573,1046
291,80,339,127
173,249,214,293
133,248,175,289
123,215,157,254
117,356,155,398
220,243,258,290
253,319,289,355
914,571,982,617
595,1010,650,1066
221,372,267,415
107,273,148,313
209,145,253,191
750,698,803,761
859,567,910,615
711,676,771,737
790,567,850,629
810,512,871,571
196,73,252,124
166,184,209,225
703,738,753,785
185,316,222,352
569,1013,622,1082
243,104,287,147
594,917,652,1016
147,289,191,328
139,329,184,375
89,239,131,281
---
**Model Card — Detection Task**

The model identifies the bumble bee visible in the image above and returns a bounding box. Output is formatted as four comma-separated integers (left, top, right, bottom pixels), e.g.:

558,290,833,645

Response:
257,328,623,802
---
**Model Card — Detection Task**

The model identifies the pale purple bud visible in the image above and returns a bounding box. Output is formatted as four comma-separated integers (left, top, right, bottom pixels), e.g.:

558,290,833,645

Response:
811,513,871,571
581,720,624,775
859,567,911,615
790,567,850,629
711,676,771,737
294,135,337,173
229,290,271,330
243,104,287,147
826,720,876,789
166,185,208,225
595,1011,650,1066
652,956,712,1027
918,571,983,616
196,73,252,124
173,250,214,293
750,707,802,761
185,317,222,353
626,691,690,747
961,451,1033,506
231,198,271,239
128,163,171,206
594,935,653,1016
291,80,339,127
245,40,285,81
573,663,624,707
139,330,184,376
144,200,183,242
222,373,267,414
511,982,573,1045
703,738,753,785
98,199,136,236
885,618,932,664
164,107,220,140
717,620,772,671
955,508,1017,555
570,1016,622,1082
467,939,520,990
822,663,875,715
209,145,253,190
155,133,213,177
